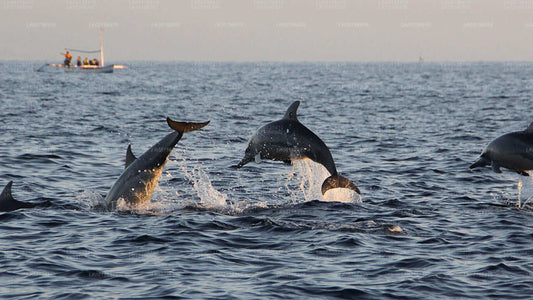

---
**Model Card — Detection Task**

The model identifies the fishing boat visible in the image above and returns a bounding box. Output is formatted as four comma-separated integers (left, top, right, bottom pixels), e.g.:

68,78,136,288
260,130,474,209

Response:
36,29,125,73
41,63,116,73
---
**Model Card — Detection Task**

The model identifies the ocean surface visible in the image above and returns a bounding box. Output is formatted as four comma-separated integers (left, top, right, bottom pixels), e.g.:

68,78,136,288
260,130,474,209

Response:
0,61,532,299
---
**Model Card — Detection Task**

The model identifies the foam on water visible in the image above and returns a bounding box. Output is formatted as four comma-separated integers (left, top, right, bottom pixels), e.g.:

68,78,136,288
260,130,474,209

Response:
77,178,181,214
489,174,533,211
169,149,236,210
517,175,533,209
287,159,360,203
183,165,228,208
115,184,183,214
76,190,105,211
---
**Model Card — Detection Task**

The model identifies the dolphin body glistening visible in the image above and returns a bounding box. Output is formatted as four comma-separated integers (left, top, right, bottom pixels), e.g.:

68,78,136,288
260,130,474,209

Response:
470,122,533,176
235,101,360,195
104,117,209,209
0,181,36,212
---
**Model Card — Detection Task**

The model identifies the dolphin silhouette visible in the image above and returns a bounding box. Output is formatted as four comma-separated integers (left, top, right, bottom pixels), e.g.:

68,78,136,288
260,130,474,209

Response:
235,101,360,195
0,181,36,212
470,122,533,176
105,117,209,209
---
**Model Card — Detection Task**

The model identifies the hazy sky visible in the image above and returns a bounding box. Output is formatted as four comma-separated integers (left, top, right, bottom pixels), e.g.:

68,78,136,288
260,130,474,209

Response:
1,0,533,62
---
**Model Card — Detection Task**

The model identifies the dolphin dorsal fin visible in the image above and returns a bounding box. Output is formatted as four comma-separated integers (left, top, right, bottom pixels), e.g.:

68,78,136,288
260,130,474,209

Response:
0,181,15,203
526,121,533,134
283,101,300,120
125,144,137,169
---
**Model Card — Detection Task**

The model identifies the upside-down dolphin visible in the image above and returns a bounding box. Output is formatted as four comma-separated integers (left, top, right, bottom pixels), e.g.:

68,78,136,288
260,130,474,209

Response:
470,122,533,176
235,101,360,195
104,117,209,209
0,181,36,212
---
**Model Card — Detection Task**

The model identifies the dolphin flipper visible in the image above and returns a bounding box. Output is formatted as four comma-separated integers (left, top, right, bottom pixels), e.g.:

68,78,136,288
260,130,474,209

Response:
492,162,502,173
125,144,137,169
166,118,210,133
321,174,360,195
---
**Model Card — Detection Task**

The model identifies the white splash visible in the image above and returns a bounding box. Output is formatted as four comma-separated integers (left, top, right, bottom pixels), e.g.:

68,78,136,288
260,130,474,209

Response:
114,186,181,214
517,175,533,209
76,189,105,210
287,159,360,204
186,166,228,208
323,188,361,203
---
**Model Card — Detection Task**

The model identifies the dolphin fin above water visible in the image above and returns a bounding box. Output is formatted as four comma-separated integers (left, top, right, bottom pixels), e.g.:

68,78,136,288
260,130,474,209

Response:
283,101,300,120
236,101,360,195
125,144,137,169
0,181,36,212
105,117,209,209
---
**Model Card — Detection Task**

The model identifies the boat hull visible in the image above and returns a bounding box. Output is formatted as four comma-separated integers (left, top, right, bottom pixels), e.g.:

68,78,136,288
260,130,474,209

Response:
37,63,115,73
64,65,114,73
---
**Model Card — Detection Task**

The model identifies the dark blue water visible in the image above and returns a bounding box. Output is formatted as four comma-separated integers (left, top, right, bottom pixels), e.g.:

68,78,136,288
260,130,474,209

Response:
1,61,532,299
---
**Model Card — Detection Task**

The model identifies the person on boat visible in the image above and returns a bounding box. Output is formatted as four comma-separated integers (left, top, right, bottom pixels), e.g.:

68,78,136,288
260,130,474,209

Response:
76,56,82,67
93,58,100,66
83,57,89,65
61,50,72,67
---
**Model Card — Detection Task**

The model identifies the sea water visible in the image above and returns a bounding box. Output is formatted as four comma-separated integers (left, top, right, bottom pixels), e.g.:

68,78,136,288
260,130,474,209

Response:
0,61,532,299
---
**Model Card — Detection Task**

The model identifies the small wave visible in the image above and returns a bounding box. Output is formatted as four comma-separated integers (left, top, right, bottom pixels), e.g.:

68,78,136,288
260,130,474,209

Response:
98,91,121,96
475,263,530,276
114,234,170,245
206,211,404,234
36,219,69,228
281,286,371,299
393,257,441,269
90,125,116,133
17,153,62,160
60,269,129,282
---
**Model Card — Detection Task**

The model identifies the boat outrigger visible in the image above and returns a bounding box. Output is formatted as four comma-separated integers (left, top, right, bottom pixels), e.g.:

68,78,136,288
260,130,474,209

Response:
37,29,125,73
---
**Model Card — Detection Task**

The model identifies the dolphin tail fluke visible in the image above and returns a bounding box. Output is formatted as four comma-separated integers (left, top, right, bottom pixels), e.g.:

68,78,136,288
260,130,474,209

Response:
469,156,490,169
321,174,360,195
166,117,210,133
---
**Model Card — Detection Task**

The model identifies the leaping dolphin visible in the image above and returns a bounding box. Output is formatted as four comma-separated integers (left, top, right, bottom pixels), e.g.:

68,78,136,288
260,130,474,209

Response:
0,181,36,212
105,117,209,209
235,101,360,195
470,122,533,176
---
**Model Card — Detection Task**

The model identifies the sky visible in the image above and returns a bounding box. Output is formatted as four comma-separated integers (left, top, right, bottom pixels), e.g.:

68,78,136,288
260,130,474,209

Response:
1,0,533,62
